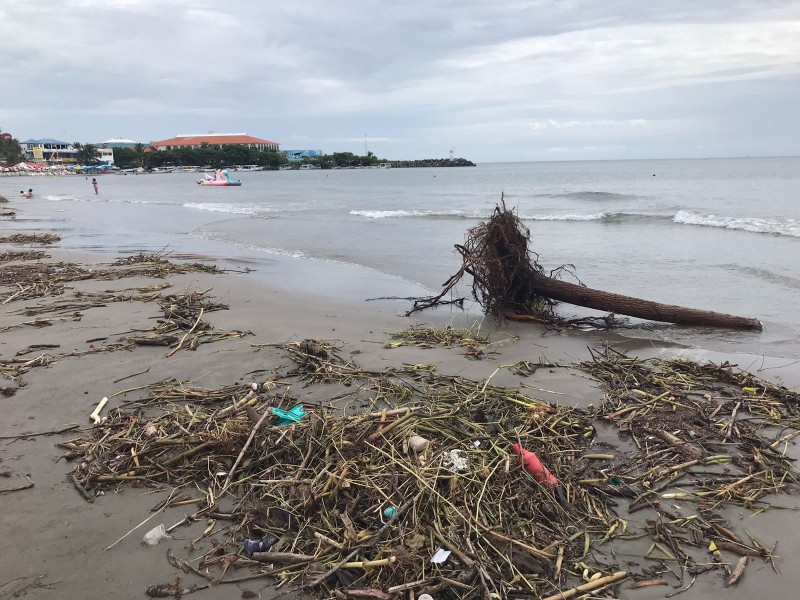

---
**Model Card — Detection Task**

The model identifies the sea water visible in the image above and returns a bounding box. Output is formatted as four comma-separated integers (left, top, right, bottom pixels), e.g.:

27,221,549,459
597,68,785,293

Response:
3,157,799,361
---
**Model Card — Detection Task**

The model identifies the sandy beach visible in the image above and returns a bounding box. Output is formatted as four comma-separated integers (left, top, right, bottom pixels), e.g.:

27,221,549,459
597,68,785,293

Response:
1,207,799,600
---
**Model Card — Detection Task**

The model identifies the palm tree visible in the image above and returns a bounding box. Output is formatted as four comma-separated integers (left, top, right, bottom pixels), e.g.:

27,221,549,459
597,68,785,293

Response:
73,142,99,165
82,143,100,165
134,143,145,166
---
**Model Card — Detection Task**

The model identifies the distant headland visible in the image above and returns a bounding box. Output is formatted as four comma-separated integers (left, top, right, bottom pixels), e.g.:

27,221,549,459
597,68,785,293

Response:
389,158,476,168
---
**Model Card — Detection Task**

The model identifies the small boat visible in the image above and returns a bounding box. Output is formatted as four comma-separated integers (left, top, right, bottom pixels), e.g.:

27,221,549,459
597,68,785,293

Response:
197,169,241,186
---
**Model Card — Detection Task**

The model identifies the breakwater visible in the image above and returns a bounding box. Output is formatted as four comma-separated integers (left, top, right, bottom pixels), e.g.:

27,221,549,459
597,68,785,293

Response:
388,158,476,168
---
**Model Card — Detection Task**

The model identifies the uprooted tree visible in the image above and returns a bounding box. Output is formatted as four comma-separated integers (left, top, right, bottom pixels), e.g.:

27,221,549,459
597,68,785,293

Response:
409,201,762,331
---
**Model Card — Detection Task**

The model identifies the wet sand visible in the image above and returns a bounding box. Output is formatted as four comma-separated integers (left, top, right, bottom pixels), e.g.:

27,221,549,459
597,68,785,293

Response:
0,242,798,600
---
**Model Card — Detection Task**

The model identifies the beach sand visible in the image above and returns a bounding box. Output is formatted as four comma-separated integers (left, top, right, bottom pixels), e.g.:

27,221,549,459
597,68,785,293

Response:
0,240,798,600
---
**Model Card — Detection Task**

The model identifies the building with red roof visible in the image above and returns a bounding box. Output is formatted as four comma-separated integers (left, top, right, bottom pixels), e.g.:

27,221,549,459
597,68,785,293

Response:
150,133,280,152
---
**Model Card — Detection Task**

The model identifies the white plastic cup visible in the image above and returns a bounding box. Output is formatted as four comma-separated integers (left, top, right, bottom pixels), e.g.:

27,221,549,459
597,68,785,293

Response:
143,524,172,546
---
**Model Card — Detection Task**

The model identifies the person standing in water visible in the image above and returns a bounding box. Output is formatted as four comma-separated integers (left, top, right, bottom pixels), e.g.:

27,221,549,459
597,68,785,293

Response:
91,178,99,195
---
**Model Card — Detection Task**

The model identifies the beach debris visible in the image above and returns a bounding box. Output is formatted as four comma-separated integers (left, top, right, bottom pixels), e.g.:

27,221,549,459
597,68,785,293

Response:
431,549,452,564
57,338,798,598
243,533,278,556
441,449,469,472
0,250,47,262
407,433,430,453
143,524,172,546
386,324,488,351
511,443,558,485
0,233,60,245
89,396,108,425
271,404,306,426
408,198,762,330
726,556,748,587
145,578,208,598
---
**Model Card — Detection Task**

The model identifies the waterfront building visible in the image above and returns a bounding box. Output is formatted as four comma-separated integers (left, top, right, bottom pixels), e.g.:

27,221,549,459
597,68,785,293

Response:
99,137,139,148
20,139,79,164
150,133,280,152
20,139,115,165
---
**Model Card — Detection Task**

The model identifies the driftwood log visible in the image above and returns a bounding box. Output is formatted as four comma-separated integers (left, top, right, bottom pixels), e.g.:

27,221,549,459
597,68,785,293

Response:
409,201,762,331
519,270,762,330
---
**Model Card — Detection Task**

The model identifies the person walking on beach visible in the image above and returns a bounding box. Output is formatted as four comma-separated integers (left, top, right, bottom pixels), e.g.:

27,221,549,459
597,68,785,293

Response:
91,178,99,195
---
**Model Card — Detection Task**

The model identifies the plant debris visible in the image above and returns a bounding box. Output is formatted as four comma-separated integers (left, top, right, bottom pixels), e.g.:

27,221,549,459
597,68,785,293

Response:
58,334,799,598
0,233,61,245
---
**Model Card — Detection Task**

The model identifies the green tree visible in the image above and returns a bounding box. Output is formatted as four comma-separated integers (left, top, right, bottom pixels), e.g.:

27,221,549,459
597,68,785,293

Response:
0,134,25,166
73,142,100,165
133,143,146,166
112,147,137,167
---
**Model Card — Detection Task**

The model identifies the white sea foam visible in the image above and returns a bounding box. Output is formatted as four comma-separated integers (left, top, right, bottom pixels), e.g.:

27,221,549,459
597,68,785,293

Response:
184,202,261,215
521,212,607,221
191,230,306,258
350,209,609,221
43,194,79,202
673,210,800,238
350,209,435,219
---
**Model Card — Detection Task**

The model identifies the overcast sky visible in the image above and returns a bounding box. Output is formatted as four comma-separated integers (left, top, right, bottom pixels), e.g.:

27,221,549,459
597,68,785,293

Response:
2,1,799,162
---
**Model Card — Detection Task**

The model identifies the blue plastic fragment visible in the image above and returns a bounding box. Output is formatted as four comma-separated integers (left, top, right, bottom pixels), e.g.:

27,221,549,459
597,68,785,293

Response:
271,404,306,426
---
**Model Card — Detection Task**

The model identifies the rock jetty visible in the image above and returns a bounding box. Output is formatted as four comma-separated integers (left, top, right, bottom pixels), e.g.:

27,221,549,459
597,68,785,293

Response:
389,157,476,168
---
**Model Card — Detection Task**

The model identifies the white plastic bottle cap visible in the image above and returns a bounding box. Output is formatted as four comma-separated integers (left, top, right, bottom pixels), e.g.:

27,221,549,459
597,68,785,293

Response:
418,595,434,600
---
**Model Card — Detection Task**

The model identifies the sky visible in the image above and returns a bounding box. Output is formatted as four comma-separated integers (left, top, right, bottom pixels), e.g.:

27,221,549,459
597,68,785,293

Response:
1,0,799,162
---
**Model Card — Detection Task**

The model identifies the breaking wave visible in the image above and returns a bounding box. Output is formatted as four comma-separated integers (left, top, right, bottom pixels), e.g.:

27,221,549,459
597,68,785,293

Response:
183,202,281,217
349,209,608,221
674,211,800,238
523,212,607,221
349,209,483,219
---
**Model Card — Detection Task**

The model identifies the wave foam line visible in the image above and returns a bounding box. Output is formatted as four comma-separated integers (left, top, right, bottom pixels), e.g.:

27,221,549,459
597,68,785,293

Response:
349,209,484,219
522,212,607,221
350,209,607,221
674,210,800,238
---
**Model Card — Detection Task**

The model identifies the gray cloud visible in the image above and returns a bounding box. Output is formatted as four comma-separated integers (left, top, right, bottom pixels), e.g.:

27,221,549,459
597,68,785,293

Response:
1,0,798,160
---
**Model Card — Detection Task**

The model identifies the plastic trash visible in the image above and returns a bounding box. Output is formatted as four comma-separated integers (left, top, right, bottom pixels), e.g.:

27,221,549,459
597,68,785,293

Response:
511,443,558,486
143,524,172,546
442,449,468,472
418,595,434,600
431,548,451,564
408,434,430,453
271,404,306,426
243,533,278,556
383,506,397,519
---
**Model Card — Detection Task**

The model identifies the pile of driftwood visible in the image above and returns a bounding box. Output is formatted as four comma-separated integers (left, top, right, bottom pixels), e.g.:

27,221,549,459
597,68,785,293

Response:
411,201,762,330
59,334,798,598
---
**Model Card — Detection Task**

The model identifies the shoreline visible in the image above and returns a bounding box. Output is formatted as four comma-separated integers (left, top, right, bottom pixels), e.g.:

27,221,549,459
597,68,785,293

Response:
0,233,797,598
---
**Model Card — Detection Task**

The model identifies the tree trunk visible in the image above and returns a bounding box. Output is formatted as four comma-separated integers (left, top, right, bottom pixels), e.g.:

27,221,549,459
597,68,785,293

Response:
529,272,762,331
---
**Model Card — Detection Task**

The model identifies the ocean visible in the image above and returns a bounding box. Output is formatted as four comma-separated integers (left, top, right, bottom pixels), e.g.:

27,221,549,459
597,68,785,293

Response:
3,157,799,361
